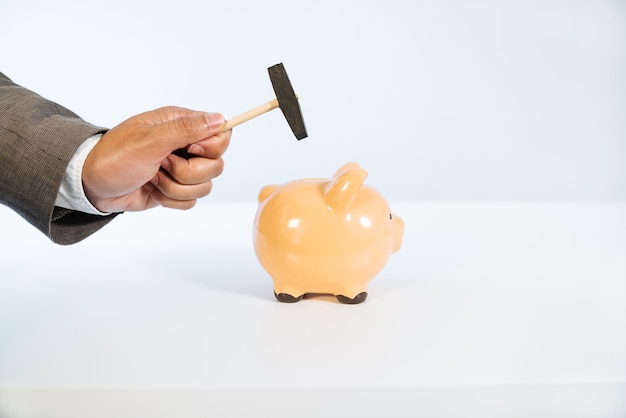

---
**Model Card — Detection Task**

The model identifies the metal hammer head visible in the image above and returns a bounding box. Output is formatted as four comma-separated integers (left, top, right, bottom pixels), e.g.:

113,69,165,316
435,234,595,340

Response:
268,63,308,140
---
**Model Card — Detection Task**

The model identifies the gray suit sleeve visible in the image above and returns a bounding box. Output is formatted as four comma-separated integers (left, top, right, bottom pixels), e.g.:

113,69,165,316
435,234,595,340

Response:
0,71,119,245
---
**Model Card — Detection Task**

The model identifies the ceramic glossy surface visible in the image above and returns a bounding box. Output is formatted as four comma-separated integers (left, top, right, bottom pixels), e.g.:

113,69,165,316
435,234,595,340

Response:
253,163,404,303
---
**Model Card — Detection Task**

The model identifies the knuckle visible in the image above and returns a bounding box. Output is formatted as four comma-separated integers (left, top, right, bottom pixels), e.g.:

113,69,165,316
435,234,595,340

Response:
161,198,196,210
167,162,185,181
158,182,174,197
216,133,231,154
196,181,213,199
221,131,232,149
174,116,196,136
180,200,197,210
212,158,225,178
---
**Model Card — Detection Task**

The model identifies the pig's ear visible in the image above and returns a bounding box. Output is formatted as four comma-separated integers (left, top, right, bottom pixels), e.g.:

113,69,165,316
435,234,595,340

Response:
331,162,361,179
257,185,277,202
324,167,368,213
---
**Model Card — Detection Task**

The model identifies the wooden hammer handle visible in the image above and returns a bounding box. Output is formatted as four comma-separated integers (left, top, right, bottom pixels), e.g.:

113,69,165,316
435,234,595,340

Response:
222,98,279,132
173,98,280,159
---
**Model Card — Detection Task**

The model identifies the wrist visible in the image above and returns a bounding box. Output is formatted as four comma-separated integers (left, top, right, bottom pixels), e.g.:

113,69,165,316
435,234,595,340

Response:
55,134,111,216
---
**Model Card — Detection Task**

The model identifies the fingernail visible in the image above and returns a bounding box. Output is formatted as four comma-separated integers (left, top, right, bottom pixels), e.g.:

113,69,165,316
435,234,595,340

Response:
150,174,158,186
187,144,204,155
205,113,225,131
160,157,171,171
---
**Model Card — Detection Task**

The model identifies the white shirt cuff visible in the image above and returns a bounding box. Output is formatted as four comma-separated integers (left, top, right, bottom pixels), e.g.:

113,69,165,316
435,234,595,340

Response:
55,134,111,216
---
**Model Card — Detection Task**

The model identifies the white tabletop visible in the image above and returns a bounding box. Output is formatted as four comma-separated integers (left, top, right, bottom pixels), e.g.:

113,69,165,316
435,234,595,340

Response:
1,202,625,417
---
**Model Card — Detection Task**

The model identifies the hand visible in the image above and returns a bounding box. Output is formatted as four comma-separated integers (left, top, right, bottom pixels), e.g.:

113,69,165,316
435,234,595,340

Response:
82,106,231,213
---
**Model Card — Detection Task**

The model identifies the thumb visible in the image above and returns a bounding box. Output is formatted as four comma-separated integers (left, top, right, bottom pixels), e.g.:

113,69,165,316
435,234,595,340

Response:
153,112,225,154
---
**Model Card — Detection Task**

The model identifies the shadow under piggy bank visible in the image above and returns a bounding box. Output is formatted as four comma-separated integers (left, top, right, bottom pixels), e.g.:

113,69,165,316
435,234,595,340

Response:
156,247,271,301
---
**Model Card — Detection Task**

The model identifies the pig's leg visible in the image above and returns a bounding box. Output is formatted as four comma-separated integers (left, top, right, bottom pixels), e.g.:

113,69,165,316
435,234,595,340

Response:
274,292,304,303
273,281,305,303
336,292,368,304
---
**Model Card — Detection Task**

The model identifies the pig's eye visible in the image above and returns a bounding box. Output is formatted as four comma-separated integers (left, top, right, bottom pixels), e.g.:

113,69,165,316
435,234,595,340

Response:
389,213,393,220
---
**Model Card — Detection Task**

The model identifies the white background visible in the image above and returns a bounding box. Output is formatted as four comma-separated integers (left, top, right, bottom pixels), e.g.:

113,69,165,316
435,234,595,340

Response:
0,0,624,204
1,3,626,416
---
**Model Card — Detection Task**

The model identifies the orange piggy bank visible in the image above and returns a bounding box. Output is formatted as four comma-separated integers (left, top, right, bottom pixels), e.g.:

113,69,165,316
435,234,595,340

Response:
253,162,404,304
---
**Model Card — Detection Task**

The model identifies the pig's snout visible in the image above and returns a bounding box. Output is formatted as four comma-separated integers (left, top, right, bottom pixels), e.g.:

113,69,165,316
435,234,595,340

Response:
392,213,404,253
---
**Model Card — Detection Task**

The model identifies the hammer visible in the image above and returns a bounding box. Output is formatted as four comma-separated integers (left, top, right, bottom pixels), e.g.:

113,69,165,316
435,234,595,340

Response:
223,63,307,140
176,63,306,159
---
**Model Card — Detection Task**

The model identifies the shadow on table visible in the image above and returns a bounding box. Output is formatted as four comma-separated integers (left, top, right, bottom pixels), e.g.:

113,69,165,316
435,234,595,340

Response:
151,247,274,301
150,244,420,305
